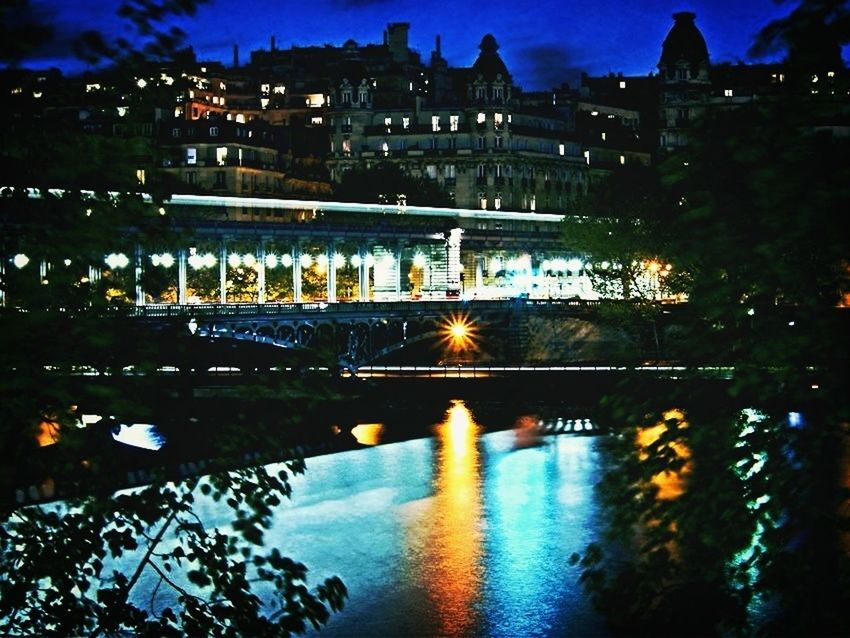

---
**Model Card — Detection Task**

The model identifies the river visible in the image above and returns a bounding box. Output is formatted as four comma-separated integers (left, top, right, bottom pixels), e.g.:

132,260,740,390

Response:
153,398,612,637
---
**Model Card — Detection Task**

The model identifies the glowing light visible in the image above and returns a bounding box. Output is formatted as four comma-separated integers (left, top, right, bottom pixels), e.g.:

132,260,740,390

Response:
136,78,147,88
280,253,293,268
63,258,72,266
105,253,129,269
265,254,278,269
333,253,346,268
636,408,690,500
158,207,166,216
159,253,174,268
351,423,385,446
187,253,205,270
242,253,256,268
227,253,241,268
413,252,427,268
36,419,61,447
350,254,362,268
566,258,584,273
380,254,395,269
316,253,329,271
300,253,313,268
439,312,479,352
552,258,568,272
489,257,502,273
13,253,29,269
647,260,661,273
202,252,217,268
364,254,375,268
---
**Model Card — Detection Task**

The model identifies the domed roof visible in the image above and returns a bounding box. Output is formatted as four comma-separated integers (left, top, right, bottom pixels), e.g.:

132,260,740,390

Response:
659,12,709,67
472,34,510,80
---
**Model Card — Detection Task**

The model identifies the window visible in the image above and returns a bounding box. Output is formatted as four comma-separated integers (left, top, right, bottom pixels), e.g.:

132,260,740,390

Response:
530,195,536,211
476,86,486,100
619,155,626,165
724,88,733,97
172,128,181,137
619,80,626,89
447,137,457,149
402,116,410,130
214,171,226,188
186,147,197,165
185,172,197,185
601,132,606,141
430,138,438,150
444,164,456,179
450,115,459,131
494,194,502,210
381,141,389,156
359,89,368,104
426,165,437,179
479,193,487,209
494,136,503,149
209,126,219,136
493,86,504,100
216,147,227,165
431,115,441,132
342,139,351,155
260,83,270,94
136,168,145,185
495,164,504,178
558,143,565,156
384,116,392,126
478,136,486,150
342,90,351,104
477,112,485,124
494,112,503,129
311,116,323,125
477,164,486,178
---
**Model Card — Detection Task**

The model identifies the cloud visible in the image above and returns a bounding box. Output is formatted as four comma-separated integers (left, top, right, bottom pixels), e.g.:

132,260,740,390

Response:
513,43,588,91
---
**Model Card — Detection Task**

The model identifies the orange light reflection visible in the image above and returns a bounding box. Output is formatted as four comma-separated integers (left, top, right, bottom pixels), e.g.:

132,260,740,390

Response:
351,423,385,446
636,409,691,500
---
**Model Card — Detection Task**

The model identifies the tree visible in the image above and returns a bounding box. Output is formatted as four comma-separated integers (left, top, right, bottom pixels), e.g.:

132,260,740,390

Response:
334,162,453,207
572,3,850,634
1,2,347,634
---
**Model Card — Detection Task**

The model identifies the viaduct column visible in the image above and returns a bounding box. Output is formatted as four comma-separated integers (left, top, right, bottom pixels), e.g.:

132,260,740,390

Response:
292,242,302,303
257,239,266,304
327,241,337,302
358,244,369,301
177,248,187,305
219,240,227,304
134,244,145,306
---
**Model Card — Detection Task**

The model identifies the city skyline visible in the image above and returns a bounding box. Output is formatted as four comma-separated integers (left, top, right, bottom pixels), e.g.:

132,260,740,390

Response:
20,0,826,89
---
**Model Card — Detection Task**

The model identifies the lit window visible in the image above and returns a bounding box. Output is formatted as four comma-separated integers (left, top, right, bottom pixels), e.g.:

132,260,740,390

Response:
530,195,536,211
558,143,565,156
186,148,197,165
450,114,459,131
359,89,368,104
494,194,502,210
494,112,503,128
273,84,285,94
479,193,487,209
209,126,219,136
402,117,410,130
493,86,504,100
235,113,246,123
724,88,733,97
216,147,227,165
342,139,351,155
477,112,485,124
426,165,437,179
827,71,835,78
619,155,625,165
381,141,389,155
260,83,270,94
444,164,456,178
583,149,590,165
311,116,323,124
385,116,392,127
136,169,145,185
431,115,441,132
495,164,503,178
601,132,606,141
619,80,626,89
212,96,219,104
260,98,269,109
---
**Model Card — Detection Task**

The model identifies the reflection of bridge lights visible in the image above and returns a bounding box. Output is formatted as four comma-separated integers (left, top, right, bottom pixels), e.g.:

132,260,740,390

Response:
227,253,241,268
242,253,256,268
350,254,362,268
552,258,568,272
413,252,427,268
364,254,376,268
202,252,217,268
440,312,479,352
187,253,205,270
334,253,346,268
265,254,278,269
300,253,313,268
280,253,293,268
489,257,502,274
351,423,385,446
316,253,329,271
380,254,395,269
13,253,29,269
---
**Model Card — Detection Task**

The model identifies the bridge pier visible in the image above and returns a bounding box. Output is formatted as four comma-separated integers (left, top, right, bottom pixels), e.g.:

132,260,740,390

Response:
292,243,302,302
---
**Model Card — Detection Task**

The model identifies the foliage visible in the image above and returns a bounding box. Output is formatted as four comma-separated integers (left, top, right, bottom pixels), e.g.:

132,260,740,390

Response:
334,162,453,207
570,3,850,635
1,2,347,635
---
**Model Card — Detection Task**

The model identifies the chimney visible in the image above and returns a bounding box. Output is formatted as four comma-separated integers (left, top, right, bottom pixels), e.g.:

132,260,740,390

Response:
271,35,276,51
436,35,441,57
386,22,409,63
233,44,239,67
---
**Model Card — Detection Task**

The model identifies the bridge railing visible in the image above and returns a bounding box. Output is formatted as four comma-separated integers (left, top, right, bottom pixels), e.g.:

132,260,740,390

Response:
129,298,606,319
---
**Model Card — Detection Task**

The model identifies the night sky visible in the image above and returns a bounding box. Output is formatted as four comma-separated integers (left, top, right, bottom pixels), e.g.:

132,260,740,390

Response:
20,0,824,88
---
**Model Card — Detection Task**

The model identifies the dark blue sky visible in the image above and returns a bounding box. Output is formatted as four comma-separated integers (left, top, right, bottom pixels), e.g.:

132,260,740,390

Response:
26,0,809,88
